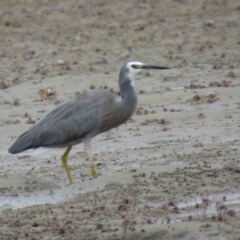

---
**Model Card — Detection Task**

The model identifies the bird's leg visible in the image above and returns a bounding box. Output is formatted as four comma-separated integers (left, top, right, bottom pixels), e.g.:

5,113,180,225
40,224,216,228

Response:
83,141,97,177
61,146,73,184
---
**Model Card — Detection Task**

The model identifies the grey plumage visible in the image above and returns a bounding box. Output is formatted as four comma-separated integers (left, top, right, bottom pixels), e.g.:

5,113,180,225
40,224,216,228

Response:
9,90,118,153
8,60,168,183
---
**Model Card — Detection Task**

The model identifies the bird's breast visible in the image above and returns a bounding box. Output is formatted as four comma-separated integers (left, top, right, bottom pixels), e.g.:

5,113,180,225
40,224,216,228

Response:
97,99,136,134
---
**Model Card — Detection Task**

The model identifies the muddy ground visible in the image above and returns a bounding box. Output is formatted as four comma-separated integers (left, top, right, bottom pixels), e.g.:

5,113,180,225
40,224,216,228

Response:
0,0,240,239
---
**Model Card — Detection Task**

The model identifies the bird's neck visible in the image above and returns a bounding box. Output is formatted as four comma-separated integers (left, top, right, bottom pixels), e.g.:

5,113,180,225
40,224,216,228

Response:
119,80,138,115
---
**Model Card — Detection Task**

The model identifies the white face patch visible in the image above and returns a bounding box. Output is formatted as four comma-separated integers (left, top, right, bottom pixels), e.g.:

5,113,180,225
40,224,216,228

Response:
126,61,145,83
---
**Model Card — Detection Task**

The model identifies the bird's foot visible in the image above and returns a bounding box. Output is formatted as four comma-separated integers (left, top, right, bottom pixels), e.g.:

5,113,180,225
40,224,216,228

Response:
91,164,98,177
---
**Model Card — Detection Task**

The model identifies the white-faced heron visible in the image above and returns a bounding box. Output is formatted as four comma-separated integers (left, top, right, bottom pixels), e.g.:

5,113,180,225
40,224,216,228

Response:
8,61,168,184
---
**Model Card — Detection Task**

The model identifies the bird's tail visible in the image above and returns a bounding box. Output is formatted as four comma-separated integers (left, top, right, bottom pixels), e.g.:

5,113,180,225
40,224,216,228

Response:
8,132,34,154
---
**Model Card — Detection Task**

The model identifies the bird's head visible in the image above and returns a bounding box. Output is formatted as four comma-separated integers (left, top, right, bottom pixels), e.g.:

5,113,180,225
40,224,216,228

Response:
120,61,169,87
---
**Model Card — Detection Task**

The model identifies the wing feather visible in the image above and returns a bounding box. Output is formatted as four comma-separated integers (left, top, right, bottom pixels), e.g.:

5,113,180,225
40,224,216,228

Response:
9,90,114,153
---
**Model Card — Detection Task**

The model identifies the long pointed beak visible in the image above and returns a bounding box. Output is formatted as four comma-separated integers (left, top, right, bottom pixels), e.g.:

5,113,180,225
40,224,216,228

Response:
141,65,169,70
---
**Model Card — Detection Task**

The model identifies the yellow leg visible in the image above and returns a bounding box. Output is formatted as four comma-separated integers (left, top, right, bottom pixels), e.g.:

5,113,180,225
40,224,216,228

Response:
83,141,97,177
61,146,73,184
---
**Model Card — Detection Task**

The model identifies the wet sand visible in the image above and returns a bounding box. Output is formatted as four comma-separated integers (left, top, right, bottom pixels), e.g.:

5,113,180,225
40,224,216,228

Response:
0,0,240,239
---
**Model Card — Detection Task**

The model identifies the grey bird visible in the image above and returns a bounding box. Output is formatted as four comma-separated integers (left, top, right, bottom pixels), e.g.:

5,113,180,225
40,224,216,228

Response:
8,61,169,184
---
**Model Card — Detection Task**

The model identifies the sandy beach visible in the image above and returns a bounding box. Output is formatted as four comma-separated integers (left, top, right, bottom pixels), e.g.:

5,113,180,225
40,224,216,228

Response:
0,0,240,239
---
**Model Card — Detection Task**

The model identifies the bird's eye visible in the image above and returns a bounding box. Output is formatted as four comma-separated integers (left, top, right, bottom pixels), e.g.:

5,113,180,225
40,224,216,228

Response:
131,64,137,68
